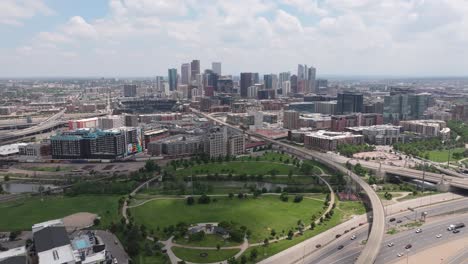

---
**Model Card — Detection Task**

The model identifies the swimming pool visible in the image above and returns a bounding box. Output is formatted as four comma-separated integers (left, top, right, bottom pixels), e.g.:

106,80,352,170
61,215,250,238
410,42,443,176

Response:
73,239,90,250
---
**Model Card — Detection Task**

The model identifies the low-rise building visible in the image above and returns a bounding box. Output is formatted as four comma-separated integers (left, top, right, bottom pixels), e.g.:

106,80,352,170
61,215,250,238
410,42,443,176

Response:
304,130,364,151
346,125,402,145
32,219,106,264
400,120,450,138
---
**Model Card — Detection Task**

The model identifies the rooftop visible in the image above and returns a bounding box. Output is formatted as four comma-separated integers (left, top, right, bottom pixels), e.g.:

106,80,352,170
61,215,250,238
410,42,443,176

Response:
306,130,363,140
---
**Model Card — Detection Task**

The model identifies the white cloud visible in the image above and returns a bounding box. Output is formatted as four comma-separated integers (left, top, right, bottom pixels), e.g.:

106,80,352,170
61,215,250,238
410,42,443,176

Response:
6,0,468,76
0,0,53,26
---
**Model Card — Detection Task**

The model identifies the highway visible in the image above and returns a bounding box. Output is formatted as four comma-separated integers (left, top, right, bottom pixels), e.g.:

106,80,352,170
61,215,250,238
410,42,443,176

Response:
191,108,386,264
336,155,468,190
305,198,468,264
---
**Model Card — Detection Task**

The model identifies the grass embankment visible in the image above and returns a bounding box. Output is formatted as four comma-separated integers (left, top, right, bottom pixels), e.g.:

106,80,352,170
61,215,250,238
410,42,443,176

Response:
130,195,324,243
172,247,240,263
239,199,365,263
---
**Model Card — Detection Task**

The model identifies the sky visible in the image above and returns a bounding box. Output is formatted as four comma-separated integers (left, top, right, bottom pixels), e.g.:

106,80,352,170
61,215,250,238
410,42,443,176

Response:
1,0,468,77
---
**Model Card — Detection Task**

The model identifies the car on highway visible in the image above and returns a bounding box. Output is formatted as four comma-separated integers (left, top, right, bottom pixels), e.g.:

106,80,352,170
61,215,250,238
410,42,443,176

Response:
389,217,396,222
405,244,412,249
453,229,461,234
350,227,356,230
350,235,356,240
336,234,341,238
415,228,422,233
359,223,365,226
344,230,350,233
337,245,344,250
436,234,442,238
397,252,404,257
448,223,465,231
387,242,394,247
316,244,321,248
396,220,402,224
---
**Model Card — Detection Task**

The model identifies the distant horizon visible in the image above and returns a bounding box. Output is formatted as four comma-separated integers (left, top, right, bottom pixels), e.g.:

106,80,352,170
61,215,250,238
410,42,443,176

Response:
2,74,468,81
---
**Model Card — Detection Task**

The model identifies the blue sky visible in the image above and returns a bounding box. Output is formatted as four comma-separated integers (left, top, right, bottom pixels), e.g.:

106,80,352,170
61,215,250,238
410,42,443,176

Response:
1,0,468,77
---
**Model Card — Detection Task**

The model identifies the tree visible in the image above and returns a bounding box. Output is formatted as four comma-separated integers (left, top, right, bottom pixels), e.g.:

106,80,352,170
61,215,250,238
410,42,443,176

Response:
93,218,101,226
250,248,258,261
280,192,289,202
263,238,269,246
293,195,303,203
145,159,160,172
216,244,221,251
287,230,294,240
271,229,276,237
228,193,234,199
4,175,10,182
237,192,244,199
310,222,316,230
186,196,195,205
198,194,211,204
240,255,247,264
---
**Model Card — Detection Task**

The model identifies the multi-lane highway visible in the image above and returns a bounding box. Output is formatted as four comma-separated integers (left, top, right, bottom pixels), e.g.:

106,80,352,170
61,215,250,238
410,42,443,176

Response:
192,108,386,264
305,198,468,264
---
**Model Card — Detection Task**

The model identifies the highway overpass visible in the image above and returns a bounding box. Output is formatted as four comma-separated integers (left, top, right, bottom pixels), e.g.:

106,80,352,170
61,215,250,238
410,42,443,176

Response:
191,108,386,264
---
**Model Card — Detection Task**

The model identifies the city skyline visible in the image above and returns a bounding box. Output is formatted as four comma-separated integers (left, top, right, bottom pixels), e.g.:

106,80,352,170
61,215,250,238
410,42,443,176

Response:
1,0,468,77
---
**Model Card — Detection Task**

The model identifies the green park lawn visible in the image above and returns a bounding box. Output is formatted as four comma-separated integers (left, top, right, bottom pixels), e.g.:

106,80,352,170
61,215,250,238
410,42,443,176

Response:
0,195,120,231
240,200,366,263
173,161,300,177
130,195,324,243
175,234,241,248
423,148,465,162
135,254,170,264
172,247,240,263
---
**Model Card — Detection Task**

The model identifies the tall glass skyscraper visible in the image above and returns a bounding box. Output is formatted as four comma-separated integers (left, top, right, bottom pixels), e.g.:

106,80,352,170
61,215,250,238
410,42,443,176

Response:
168,68,177,91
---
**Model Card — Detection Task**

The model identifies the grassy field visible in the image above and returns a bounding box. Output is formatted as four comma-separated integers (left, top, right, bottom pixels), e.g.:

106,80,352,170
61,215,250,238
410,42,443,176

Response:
135,254,171,264
335,200,367,220
172,161,300,177
240,199,366,263
423,148,465,162
130,195,324,243
172,247,239,263
175,234,241,248
0,195,120,231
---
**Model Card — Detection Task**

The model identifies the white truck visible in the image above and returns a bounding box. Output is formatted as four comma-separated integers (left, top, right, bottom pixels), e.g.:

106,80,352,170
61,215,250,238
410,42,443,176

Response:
447,223,465,231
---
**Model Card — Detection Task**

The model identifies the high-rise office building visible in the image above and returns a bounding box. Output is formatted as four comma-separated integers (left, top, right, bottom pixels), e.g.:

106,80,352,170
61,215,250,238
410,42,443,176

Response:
290,75,298,94
279,72,291,90
282,81,291,95
315,79,328,94
191,60,200,81
217,77,234,93
123,84,137,97
212,62,221,75
337,92,364,114
308,67,317,93
298,64,305,80
253,73,260,84
155,76,164,92
181,63,191,85
383,88,429,123
240,72,254,98
168,68,177,91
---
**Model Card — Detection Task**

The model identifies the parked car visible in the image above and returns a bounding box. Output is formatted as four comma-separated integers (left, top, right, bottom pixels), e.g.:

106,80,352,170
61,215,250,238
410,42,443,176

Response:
389,218,396,222
316,244,321,248
405,244,412,249
337,245,344,250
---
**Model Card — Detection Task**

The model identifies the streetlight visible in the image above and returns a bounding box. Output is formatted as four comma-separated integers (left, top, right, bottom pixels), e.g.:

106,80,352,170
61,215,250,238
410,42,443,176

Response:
406,249,410,264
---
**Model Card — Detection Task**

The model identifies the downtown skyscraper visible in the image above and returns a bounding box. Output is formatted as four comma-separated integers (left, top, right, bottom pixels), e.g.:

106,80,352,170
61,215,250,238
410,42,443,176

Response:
168,68,177,91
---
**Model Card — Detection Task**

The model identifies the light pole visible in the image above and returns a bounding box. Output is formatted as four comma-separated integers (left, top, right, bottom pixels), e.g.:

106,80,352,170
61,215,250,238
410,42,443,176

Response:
406,249,410,264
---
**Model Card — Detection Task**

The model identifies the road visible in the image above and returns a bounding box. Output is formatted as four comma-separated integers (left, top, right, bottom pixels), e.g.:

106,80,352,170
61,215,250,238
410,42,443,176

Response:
304,197,468,264
96,230,129,264
328,153,468,190
192,108,385,264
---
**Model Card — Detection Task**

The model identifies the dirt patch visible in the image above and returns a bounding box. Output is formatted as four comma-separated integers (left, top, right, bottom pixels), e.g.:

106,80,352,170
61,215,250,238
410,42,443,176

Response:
63,212,97,231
